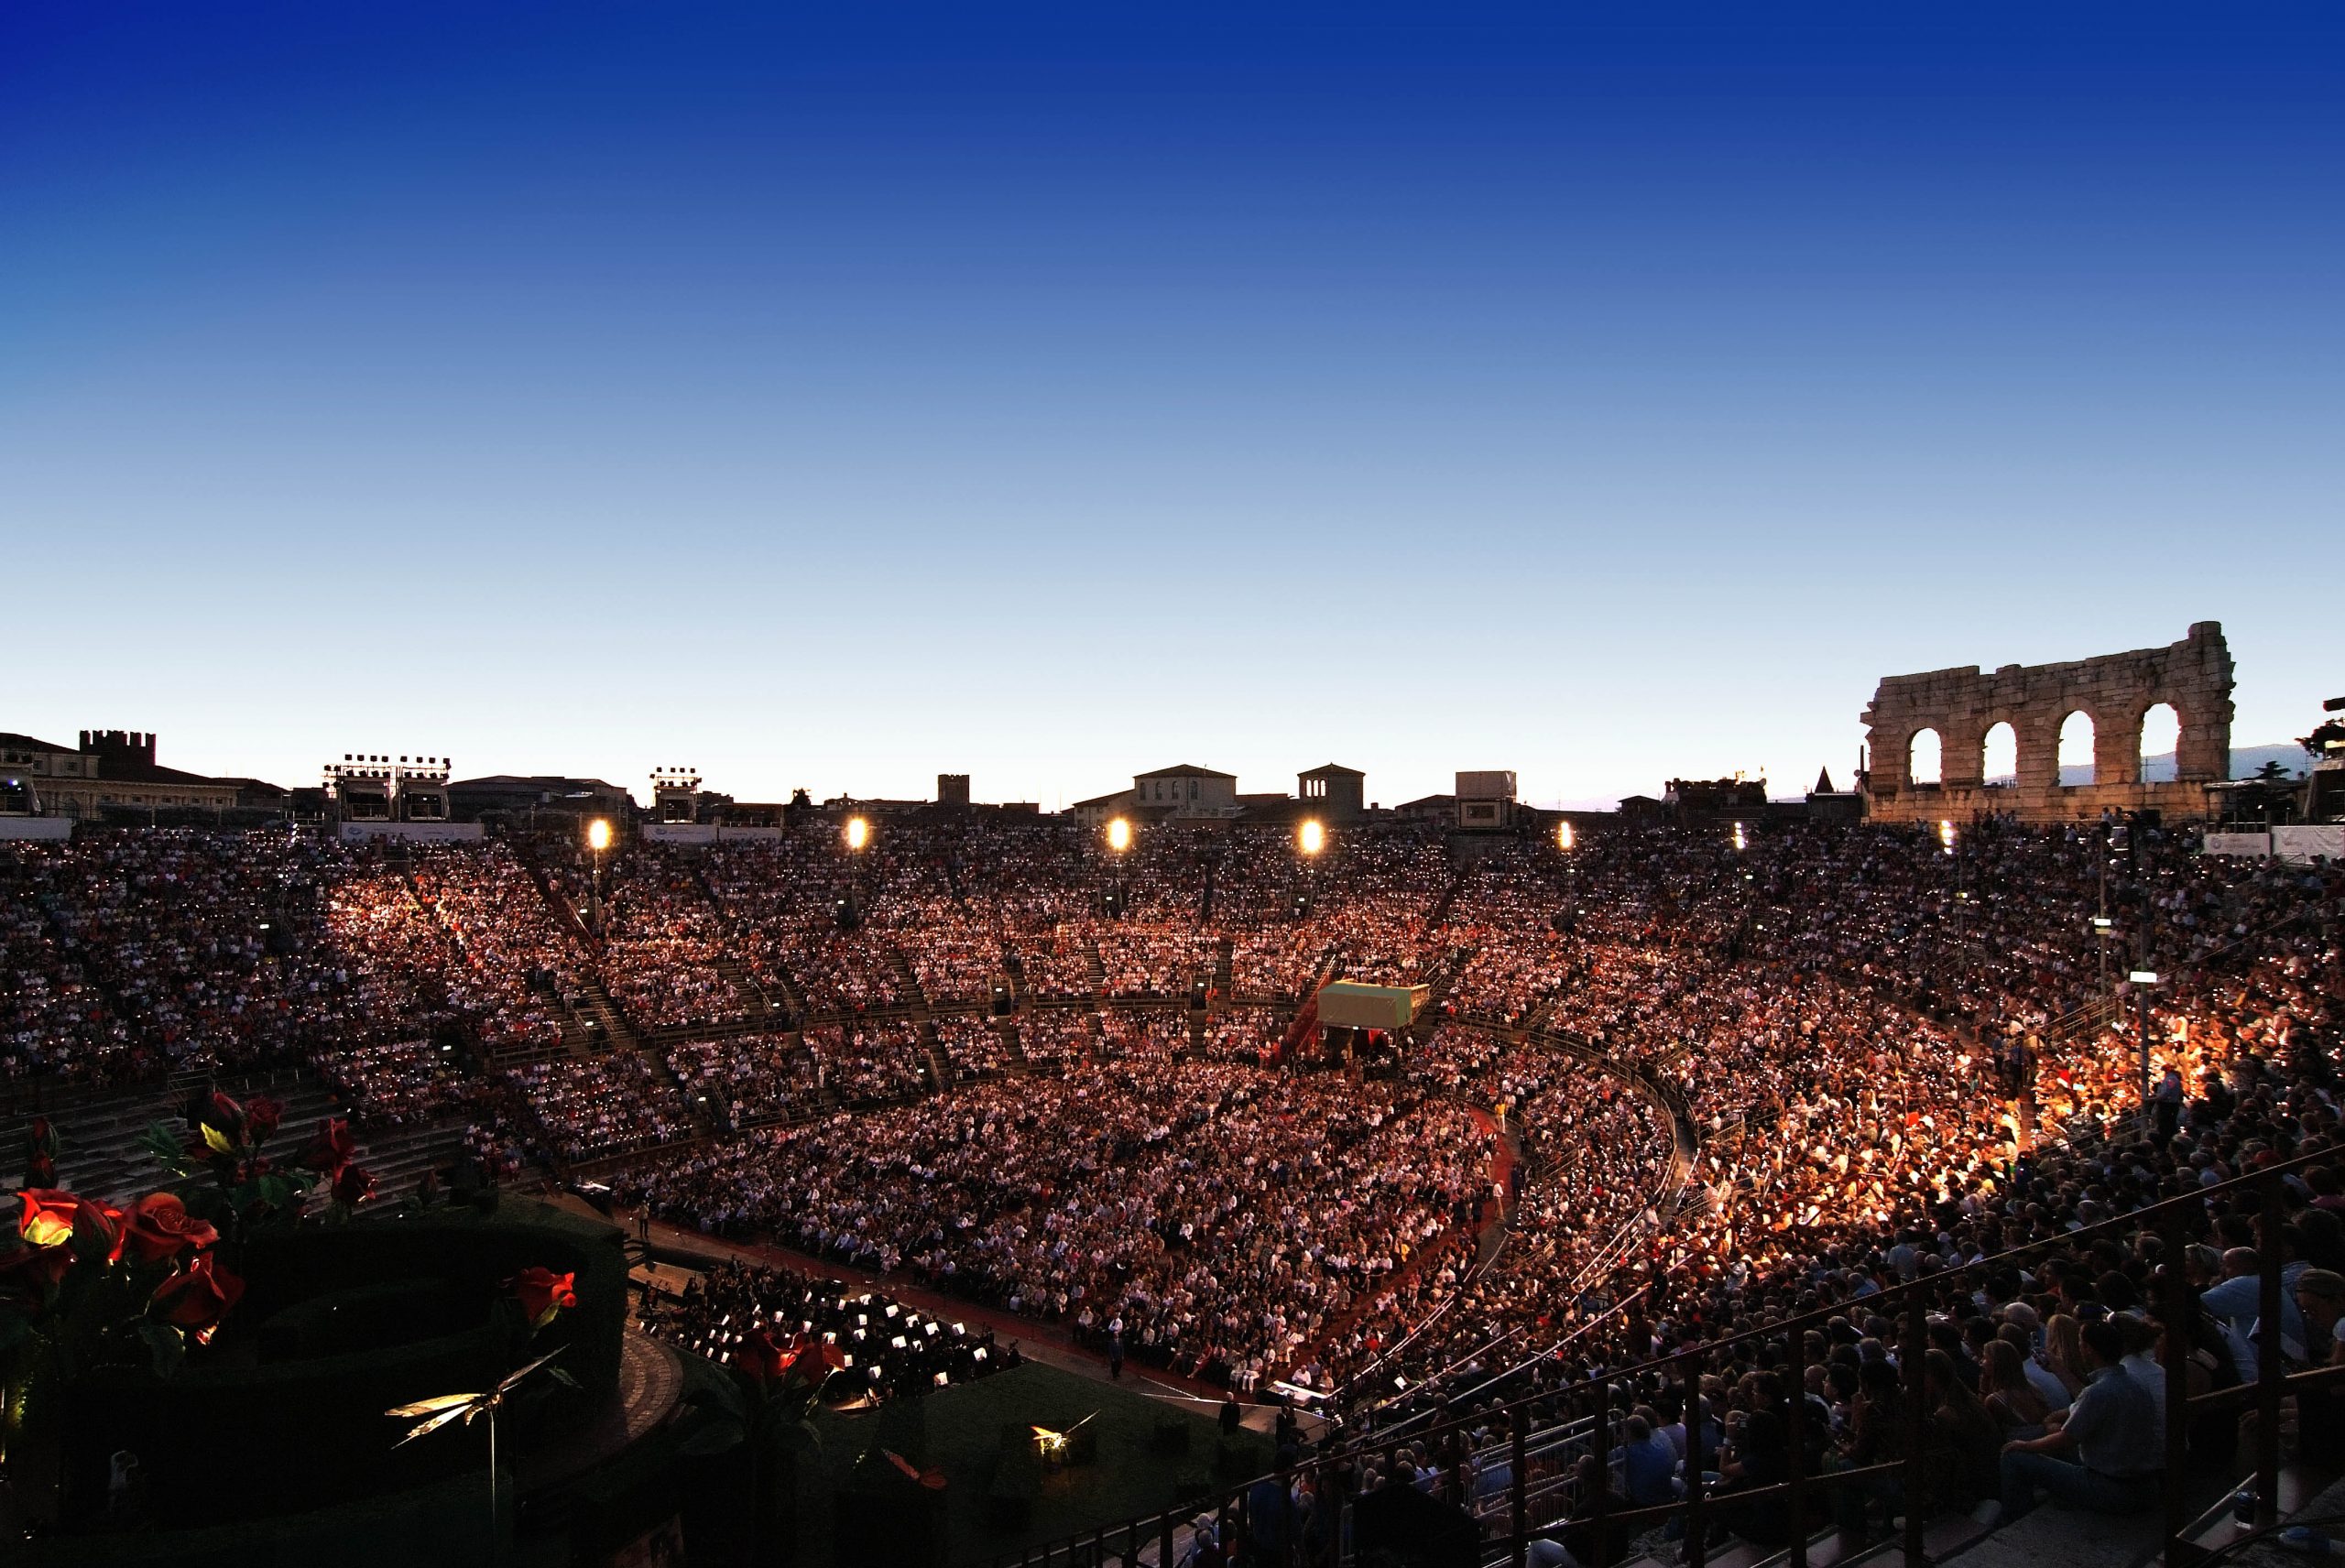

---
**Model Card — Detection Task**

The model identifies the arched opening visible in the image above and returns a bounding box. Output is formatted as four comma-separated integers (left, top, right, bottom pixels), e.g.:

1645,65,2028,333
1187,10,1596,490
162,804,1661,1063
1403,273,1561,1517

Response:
1908,727,1942,787
2058,710,2096,786
2139,702,2181,782
1981,722,2018,787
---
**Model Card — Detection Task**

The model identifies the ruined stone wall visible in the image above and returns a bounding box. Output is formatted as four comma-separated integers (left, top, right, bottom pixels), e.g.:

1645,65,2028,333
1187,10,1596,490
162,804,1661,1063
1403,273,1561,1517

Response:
1861,622,2233,825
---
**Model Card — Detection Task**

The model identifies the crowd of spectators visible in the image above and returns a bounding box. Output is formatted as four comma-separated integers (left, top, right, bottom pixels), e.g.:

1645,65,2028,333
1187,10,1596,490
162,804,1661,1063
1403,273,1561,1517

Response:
589,857,748,1030
931,1015,1011,1081
1097,925,1212,997
8,810,2343,1560
664,1032,823,1130
623,1060,1489,1388
802,1020,928,1105
1011,1008,1096,1070
505,1052,694,1161
411,842,579,1051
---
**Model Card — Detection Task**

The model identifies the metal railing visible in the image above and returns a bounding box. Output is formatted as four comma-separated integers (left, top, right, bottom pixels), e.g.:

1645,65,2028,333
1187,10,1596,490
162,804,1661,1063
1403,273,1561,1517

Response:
996,1143,2329,1568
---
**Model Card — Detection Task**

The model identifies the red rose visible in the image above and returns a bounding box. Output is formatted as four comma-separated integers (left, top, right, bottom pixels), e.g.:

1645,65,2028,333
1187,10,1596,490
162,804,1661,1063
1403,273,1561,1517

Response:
296,1117,358,1176
332,1164,376,1206
244,1095,284,1142
507,1266,578,1328
123,1192,220,1266
189,1091,246,1143
151,1250,244,1333
0,1194,75,1296
737,1325,794,1382
12,1187,122,1269
16,1188,80,1251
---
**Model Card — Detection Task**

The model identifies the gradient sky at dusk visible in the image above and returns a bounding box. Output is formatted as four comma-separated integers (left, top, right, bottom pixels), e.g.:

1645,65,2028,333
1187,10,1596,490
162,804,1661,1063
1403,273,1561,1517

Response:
5,4,2339,809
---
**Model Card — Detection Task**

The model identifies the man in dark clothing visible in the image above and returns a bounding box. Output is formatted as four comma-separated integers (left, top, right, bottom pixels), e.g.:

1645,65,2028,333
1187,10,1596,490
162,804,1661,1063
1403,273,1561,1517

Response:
1528,1455,1634,1567
2000,1319,2163,1521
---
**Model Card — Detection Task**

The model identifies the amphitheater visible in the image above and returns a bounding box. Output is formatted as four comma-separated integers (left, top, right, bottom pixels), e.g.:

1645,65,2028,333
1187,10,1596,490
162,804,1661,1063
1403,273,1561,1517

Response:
1,800,2338,1568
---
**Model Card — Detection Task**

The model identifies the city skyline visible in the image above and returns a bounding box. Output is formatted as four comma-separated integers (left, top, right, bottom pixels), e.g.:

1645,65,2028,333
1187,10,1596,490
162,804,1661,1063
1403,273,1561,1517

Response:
6,4,2339,810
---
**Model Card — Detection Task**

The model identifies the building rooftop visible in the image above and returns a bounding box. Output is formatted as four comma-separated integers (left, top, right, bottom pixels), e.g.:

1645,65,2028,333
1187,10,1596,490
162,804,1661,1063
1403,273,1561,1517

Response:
1135,764,1236,779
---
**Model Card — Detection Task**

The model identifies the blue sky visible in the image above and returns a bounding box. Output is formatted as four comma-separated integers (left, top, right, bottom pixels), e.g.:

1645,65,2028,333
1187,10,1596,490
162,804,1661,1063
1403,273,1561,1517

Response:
5,4,2338,809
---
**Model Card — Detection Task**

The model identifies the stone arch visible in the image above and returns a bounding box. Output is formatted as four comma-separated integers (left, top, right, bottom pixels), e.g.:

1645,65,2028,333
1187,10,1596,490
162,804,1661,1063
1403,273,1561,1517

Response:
2138,698,2185,778
1980,720,2018,787
1859,624,2232,821
1908,726,1943,787
2056,710,2096,787
2138,701,2182,783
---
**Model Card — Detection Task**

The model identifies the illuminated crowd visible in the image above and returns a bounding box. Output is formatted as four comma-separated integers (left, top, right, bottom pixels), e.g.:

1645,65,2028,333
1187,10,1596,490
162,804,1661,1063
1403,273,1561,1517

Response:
4,808,2340,1554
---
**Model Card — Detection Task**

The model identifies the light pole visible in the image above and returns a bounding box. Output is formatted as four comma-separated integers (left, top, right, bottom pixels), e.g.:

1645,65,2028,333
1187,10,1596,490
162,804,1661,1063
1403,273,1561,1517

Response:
842,816,869,924
1103,815,1129,918
2096,817,2115,1004
1556,819,1576,930
1939,819,1960,985
1297,819,1326,1062
586,818,611,935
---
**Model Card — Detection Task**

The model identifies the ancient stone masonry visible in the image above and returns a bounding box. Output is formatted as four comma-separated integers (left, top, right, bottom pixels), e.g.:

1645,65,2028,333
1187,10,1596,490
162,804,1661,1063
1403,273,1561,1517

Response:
1861,622,2233,825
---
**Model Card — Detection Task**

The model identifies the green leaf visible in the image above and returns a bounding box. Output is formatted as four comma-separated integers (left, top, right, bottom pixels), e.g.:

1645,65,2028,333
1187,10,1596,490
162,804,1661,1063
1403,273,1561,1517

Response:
137,1322,185,1380
258,1175,292,1211
201,1124,235,1157
549,1367,580,1389
144,1122,189,1166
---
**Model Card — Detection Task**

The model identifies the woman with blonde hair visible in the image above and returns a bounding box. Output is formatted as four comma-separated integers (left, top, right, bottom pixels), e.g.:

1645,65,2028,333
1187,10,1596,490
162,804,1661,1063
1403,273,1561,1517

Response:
2043,1313,2089,1399
1980,1338,2052,1440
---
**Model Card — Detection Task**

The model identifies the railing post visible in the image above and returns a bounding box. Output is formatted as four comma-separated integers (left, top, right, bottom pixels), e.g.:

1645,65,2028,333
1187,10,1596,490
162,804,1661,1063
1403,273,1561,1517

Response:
1683,1351,1708,1568
1786,1327,1809,1568
1588,1378,1611,1563
2256,1175,2285,1531
1325,1452,1344,1568
2162,1206,2194,1566
1159,1508,1174,1568
1902,1291,1927,1567
1511,1416,1530,1568
1281,1455,1295,1568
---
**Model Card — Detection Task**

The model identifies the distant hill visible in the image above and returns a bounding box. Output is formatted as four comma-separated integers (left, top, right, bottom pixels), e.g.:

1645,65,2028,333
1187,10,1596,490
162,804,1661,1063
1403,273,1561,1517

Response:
1983,743,2307,788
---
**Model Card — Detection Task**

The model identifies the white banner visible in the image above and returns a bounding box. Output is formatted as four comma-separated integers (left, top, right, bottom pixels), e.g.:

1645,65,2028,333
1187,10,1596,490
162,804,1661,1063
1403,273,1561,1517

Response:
338,821,485,843
2274,825,2345,865
639,822,783,844
2200,832,2273,857
0,817,72,841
